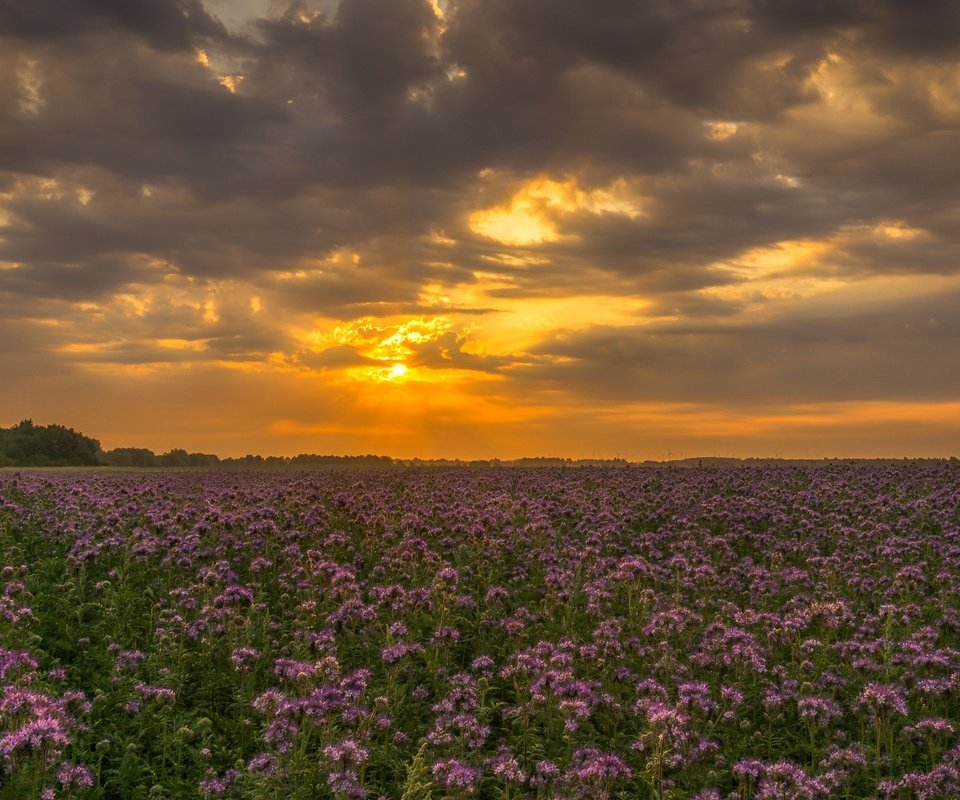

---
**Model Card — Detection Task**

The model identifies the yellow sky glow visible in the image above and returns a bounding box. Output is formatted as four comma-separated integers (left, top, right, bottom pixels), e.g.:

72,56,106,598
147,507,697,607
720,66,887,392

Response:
3,6,959,461
469,175,642,245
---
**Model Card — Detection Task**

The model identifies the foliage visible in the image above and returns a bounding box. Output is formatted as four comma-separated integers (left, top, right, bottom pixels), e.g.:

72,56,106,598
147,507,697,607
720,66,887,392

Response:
399,741,434,800
1,464,959,799
0,419,103,466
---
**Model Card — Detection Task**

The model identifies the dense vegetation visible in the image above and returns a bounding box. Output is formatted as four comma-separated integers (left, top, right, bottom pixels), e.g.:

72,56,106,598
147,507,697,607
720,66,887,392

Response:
1,466,959,799
0,420,413,469
0,420,103,467
0,421,219,468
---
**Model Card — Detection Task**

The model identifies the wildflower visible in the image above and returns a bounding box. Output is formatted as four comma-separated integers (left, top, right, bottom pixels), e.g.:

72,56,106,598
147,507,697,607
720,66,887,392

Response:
798,696,842,727
431,758,482,793
230,647,259,672
246,752,276,775
855,683,909,721
57,761,95,788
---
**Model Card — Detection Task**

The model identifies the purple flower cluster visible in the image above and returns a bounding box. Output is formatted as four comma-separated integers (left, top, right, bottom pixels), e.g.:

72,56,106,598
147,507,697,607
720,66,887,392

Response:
2,463,960,798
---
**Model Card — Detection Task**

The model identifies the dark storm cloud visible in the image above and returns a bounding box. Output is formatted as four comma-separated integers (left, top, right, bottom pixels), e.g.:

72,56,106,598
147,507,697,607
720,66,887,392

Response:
242,0,730,188
255,0,442,105
405,330,510,373
0,41,285,193
295,344,378,370
489,0,958,91
2,0,953,295
0,0,227,50
522,287,960,405
831,232,960,278
0,182,350,288
0,258,148,302
269,268,418,315
441,0,821,118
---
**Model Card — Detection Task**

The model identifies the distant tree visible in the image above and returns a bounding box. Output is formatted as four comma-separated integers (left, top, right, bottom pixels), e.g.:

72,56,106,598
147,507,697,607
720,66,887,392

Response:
102,447,161,467
101,447,218,468
0,420,104,466
187,451,220,468
159,449,190,468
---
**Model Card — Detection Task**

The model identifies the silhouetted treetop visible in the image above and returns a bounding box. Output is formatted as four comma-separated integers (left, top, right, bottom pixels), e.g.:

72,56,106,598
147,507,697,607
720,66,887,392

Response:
0,419,104,466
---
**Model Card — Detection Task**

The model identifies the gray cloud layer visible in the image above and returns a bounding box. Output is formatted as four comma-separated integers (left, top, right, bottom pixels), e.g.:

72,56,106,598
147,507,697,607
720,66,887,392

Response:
2,0,960,442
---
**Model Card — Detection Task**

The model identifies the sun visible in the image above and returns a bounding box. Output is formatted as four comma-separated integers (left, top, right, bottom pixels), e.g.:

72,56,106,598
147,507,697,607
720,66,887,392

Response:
388,363,408,379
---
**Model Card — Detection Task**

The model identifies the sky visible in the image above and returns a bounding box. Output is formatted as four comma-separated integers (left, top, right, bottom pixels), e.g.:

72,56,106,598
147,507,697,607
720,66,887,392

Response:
2,0,960,460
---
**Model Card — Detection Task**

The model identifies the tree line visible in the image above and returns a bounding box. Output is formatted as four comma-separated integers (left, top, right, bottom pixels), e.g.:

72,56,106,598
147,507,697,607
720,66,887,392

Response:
0,420,393,469
0,420,104,466
0,420,219,468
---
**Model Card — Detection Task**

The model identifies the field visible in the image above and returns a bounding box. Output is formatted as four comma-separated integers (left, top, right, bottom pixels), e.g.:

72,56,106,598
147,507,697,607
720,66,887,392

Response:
1,465,959,799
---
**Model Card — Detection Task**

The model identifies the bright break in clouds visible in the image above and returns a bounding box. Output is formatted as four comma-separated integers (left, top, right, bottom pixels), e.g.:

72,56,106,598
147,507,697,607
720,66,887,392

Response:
2,0,960,458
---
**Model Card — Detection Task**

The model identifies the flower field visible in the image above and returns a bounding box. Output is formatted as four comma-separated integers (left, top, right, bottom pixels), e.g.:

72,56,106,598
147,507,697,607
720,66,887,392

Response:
1,464,959,799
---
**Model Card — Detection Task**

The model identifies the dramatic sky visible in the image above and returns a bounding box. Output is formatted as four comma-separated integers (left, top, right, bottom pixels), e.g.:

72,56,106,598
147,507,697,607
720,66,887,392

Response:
2,0,960,459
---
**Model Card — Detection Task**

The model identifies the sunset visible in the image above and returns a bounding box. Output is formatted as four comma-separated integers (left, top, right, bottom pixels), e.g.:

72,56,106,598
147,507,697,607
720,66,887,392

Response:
5,4,960,798
2,0,960,458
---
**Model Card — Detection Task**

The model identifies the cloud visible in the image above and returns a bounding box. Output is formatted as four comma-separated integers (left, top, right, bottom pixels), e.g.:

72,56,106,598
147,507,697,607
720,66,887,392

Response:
0,0,228,51
2,0,960,455
523,281,960,405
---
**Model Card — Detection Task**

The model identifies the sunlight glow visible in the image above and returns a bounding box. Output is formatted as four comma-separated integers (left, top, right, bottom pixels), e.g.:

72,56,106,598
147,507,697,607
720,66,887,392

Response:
469,175,642,246
726,239,831,276
16,58,45,116
218,75,244,94
705,121,740,140
202,299,219,324
873,220,924,240
470,197,557,245
154,338,206,351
